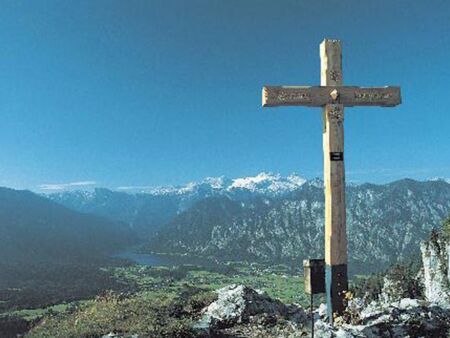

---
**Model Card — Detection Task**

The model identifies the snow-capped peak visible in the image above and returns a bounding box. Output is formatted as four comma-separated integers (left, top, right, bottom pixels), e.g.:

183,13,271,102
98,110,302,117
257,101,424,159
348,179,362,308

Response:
287,173,308,186
202,176,229,189
230,172,279,190
123,172,307,196
52,175,450,197
228,172,306,194
428,177,450,184
305,177,324,188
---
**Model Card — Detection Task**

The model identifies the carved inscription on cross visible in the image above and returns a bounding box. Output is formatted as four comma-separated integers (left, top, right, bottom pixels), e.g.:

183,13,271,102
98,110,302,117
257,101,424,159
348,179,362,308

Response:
262,39,401,321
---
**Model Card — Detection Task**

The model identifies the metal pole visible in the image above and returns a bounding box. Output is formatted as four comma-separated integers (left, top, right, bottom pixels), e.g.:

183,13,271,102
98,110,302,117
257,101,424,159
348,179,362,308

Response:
311,293,314,338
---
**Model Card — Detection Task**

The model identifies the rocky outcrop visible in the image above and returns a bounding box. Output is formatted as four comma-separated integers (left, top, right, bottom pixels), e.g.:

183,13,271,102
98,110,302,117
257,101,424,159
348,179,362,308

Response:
195,285,450,337
315,298,450,337
379,264,424,304
420,234,450,308
194,284,307,336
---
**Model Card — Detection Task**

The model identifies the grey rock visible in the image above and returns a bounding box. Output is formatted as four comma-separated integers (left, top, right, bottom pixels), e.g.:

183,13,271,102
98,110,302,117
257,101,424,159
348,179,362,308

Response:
421,236,450,308
317,302,328,318
316,298,450,338
196,284,450,337
101,334,139,338
198,284,306,330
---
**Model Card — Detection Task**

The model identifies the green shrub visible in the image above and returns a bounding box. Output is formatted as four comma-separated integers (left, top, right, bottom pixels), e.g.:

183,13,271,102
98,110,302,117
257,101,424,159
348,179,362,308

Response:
351,272,384,301
442,215,450,241
26,286,218,338
351,258,422,303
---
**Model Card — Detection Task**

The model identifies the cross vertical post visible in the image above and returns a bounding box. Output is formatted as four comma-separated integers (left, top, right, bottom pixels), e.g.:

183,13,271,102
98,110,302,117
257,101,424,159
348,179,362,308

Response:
321,40,348,320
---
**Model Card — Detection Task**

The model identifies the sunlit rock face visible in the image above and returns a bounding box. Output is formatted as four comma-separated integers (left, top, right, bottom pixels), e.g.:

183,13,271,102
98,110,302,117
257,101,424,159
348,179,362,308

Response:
420,236,450,308
193,284,450,338
198,284,306,329
193,284,308,337
314,298,450,338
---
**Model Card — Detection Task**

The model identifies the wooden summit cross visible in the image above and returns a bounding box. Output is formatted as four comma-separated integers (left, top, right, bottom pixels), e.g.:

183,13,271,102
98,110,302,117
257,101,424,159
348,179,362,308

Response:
262,39,401,319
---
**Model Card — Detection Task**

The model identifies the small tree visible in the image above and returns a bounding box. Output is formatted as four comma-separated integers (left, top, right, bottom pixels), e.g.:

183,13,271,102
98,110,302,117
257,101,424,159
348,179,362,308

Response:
442,215,450,242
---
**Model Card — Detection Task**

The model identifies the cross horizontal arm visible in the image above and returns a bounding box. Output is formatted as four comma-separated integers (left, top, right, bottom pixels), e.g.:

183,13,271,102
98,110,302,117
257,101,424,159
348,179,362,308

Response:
262,86,401,108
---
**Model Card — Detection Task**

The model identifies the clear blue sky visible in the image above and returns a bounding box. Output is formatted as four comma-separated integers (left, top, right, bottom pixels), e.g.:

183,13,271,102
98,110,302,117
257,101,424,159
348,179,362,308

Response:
0,0,449,190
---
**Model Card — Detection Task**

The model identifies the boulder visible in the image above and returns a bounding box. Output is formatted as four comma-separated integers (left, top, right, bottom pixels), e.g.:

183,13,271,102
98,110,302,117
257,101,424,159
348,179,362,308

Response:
194,284,306,334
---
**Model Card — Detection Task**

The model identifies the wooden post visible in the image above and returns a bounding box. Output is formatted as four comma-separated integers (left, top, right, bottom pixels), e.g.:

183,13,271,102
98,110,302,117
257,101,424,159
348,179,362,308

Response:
321,39,348,320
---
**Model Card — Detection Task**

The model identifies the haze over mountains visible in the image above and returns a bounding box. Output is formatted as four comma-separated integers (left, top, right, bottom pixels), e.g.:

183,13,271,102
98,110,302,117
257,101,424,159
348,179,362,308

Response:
0,187,138,316
0,187,135,265
45,173,450,274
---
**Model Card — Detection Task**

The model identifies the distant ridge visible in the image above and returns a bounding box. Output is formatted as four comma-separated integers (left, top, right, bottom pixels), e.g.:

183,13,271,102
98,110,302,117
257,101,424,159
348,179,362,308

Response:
44,173,450,197
115,172,307,196
47,172,309,237
0,187,135,265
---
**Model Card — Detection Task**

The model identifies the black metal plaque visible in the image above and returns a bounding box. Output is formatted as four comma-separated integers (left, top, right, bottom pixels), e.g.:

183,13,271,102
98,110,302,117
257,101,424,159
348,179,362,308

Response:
330,152,343,161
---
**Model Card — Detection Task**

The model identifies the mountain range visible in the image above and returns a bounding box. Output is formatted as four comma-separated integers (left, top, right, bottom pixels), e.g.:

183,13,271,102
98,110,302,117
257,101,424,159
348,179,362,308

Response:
0,187,135,266
47,173,307,236
115,172,307,196
45,173,450,273
146,178,450,273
